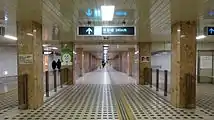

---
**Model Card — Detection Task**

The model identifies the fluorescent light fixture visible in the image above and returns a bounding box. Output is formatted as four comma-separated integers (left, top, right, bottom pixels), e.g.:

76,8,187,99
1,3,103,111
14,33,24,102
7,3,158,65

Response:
44,52,52,55
101,5,115,21
196,35,206,40
26,33,33,36
42,44,50,47
4,35,17,40
103,47,108,50
51,47,58,50
135,51,139,55
103,44,109,47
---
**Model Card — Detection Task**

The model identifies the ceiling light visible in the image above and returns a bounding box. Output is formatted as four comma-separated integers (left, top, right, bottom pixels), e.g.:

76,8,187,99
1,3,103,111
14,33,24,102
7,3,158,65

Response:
196,35,206,40
73,51,77,54
43,44,50,47
177,29,181,32
4,35,17,40
44,52,52,55
103,47,108,50
135,51,139,55
103,44,109,47
52,47,58,50
26,33,33,36
101,5,115,21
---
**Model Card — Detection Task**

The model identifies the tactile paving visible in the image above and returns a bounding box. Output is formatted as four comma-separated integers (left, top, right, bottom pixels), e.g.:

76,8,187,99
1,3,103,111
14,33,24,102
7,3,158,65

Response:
120,84,214,120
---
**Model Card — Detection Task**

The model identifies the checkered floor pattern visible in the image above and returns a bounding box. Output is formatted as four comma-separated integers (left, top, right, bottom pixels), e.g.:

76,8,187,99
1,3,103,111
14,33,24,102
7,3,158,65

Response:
1,84,214,120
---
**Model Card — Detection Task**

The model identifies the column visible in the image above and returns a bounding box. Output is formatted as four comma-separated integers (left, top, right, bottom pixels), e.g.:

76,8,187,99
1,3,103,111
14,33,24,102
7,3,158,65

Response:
76,48,83,76
138,42,151,85
17,0,43,109
128,48,135,76
61,43,74,85
170,0,201,108
171,21,197,108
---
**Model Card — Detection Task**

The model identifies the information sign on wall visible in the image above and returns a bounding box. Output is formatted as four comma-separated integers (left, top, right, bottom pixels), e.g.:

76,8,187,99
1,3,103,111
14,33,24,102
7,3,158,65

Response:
19,54,33,64
141,56,150,62
200,56,212,69
61,47,73,66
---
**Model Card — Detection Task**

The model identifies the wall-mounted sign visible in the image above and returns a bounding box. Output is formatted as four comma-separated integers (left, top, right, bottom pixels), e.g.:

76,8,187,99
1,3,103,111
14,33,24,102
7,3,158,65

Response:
77,26,135,36
200,56,212,69
141,56,150,62
19,54,33,64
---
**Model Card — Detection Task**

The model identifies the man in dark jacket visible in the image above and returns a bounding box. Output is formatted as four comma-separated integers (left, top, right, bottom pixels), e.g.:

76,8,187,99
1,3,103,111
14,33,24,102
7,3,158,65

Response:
57,59,61,71
52,60,57,70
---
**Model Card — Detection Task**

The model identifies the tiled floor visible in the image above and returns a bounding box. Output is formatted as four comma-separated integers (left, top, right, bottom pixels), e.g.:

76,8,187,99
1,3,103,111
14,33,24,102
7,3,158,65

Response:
1,66,214,120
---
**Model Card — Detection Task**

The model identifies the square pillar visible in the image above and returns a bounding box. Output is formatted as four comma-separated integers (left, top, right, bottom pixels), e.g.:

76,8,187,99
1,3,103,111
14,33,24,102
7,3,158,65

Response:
171,21,197,108
128,48,135,76
17,21,44,109
61,43,74,85
17,0,43,109
138,42,151,85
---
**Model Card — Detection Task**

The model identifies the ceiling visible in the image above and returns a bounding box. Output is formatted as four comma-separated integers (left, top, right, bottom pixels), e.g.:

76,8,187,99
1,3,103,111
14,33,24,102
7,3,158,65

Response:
0,0,214,59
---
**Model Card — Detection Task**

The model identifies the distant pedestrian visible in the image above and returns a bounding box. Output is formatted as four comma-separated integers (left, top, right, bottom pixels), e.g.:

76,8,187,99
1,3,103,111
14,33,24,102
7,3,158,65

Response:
52,60,57,70
57,59,61,72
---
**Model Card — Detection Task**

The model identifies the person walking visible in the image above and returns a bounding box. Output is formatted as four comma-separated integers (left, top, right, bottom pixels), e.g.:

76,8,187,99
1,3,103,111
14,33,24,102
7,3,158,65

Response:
57,59,61,72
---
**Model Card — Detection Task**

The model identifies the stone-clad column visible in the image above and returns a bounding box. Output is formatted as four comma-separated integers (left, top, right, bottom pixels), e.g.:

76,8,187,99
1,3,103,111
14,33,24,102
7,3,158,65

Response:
171,21,197,108
17,0,43,109
170,0,202,108
138,42,151,85
128,48,135,76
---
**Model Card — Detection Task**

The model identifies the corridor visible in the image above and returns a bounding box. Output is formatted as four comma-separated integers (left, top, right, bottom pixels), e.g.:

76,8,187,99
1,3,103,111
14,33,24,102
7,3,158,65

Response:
0,67,213,120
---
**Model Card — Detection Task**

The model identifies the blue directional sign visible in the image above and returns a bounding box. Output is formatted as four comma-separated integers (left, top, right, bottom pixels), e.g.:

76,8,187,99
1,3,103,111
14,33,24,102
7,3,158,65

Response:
208,27,214,35
78,27,94,35
102,27,135,36
115,11,128,16
85,8,93,17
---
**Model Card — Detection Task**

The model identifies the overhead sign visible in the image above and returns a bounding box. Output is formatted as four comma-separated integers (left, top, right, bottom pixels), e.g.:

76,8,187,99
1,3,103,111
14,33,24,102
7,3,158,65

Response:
77,26,135,36
208,27,214,35
78,27,94,36
79,9,134,19
204,27,214,35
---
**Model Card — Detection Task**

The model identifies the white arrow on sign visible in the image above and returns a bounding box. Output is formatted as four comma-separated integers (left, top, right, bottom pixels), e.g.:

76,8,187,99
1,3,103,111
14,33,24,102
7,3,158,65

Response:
209,28,214,34
86,28,93,35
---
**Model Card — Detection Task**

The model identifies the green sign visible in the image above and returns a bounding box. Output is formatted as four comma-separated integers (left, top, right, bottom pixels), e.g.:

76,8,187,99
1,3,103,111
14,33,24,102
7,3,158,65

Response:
61,47,73,66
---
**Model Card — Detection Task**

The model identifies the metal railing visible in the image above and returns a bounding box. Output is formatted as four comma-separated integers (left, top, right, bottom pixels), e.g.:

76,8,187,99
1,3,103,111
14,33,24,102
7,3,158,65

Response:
0,68,70,110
